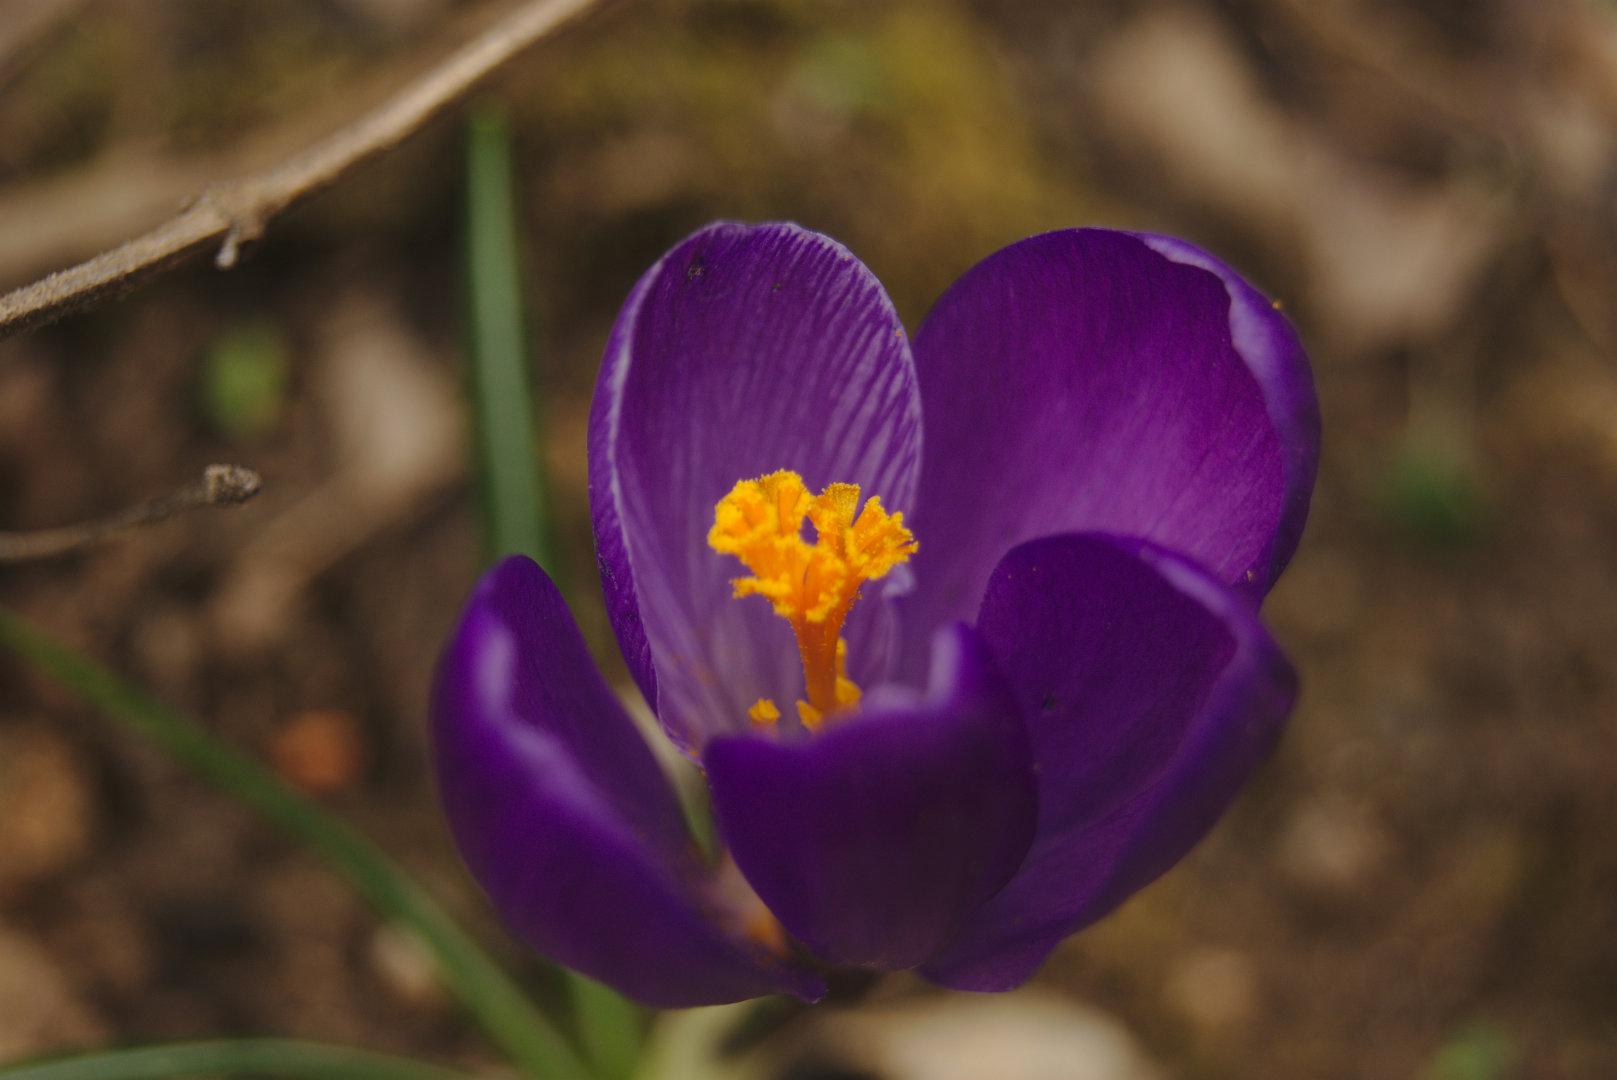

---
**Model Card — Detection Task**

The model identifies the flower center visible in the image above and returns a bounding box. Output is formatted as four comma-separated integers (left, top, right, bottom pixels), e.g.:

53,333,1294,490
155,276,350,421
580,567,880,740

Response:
707,469,917,731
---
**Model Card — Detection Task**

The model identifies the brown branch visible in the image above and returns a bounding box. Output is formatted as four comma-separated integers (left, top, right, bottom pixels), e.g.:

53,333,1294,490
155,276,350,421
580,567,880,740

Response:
0,465,262,563
0,0,602,342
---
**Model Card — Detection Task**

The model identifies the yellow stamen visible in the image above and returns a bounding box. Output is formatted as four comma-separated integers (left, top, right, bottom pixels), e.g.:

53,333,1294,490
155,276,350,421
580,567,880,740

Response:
708,470,916,729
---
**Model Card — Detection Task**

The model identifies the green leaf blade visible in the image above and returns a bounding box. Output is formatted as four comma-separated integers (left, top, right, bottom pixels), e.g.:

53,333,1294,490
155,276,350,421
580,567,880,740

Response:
466,105,548,567
461,106,644,1077
0,1039,470,1080
0,608,591,1080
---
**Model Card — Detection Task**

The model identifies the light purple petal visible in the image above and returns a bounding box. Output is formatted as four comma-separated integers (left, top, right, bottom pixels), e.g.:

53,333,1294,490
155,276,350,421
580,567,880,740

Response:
899,228,1318,676
432,557,823,1006
922,534,1295,990
589,222,922,751
703,624,1035,971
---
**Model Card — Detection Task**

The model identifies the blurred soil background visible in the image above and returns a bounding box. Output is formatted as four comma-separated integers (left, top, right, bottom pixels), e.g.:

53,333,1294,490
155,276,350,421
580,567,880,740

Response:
2,0,1616,1077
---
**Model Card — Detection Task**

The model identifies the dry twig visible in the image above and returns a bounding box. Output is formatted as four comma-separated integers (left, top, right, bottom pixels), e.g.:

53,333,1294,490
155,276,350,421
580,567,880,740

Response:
0,465,262,563
0,0,601,341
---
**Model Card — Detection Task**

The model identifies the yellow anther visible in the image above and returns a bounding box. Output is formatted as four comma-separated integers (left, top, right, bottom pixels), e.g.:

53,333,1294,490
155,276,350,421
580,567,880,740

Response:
795,700,824,732
709,470,916,728
832,638,861,712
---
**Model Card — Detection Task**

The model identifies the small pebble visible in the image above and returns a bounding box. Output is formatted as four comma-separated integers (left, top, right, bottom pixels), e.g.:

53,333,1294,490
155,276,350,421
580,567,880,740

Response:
1164,947,1258,1034
269,709,365,794
0,729,95,898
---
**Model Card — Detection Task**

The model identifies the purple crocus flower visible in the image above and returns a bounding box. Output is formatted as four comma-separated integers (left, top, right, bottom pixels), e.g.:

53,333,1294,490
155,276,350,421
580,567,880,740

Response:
432,223,1319,1007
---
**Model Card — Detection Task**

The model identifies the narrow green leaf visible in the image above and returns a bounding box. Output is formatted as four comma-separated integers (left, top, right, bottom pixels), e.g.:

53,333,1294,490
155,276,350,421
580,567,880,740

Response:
0,1039,471,1080
466,105,548,566
462,106,643,1076
0,609,592,1080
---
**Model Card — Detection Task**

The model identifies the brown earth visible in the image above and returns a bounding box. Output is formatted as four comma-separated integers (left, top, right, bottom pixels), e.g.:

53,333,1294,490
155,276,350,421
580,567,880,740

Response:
2,2,1615,1078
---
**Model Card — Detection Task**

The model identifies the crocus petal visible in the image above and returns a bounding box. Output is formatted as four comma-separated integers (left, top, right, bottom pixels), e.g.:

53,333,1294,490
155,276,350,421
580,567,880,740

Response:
432,556,823,1006
1130,231,1319,582
900,228,1318,673
704,624,1035,971
590,222,922,751
922,534,1295,991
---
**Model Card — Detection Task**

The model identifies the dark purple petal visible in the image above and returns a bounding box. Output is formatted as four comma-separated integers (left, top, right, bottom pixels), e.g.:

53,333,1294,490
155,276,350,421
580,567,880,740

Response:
899,229,1318,675
589,222,922,752
432,557,823,1006
704,624,1036,971
922,534,1295,990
